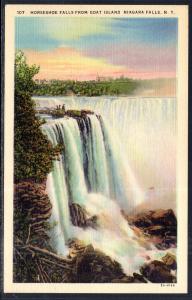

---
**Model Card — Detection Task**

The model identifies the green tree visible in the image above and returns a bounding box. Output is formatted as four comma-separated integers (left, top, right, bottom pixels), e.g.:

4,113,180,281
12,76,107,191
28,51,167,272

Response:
14,51,60,182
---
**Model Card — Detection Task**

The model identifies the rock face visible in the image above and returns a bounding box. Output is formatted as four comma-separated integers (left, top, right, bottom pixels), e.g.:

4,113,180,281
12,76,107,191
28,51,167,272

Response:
14,236,177,283
75,244,123,283
14,181,52,247
66,109,94,118
69,203,98,229
140,260,176,283
67,239,147,283
50,109,95,119
38,108,95,118
125,209,177,250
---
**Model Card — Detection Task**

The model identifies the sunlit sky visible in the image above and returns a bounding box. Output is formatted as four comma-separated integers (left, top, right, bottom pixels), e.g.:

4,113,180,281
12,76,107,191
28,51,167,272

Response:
15,17,177,81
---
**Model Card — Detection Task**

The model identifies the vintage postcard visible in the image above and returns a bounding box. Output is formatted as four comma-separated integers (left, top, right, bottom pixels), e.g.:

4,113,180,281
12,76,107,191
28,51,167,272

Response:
4,4,188,293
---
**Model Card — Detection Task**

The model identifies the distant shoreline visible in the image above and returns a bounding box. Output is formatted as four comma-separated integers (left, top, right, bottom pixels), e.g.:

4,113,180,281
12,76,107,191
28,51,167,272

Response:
33,78,176,98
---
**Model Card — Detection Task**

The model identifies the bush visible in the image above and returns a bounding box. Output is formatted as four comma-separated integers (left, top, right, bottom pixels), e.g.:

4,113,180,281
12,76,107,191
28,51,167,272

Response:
14,51,60,182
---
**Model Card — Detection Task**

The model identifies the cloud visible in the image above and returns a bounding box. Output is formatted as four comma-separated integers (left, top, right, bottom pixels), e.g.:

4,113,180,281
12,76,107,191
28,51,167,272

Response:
16,18,177,79
24,46,176,81
16,17,113,51
40,17,112,40
84,42,176,76
24,47,128,81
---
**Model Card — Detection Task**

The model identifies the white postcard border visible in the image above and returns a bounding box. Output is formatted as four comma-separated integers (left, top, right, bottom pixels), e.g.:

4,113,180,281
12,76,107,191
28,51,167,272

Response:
4,4,188,293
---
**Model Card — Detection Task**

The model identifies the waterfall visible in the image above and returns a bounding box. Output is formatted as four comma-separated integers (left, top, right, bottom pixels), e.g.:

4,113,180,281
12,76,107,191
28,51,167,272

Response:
81,114,110,197
41,112,144,255
41,124,71,254
37,96,177,274
36,96,176,211
100,116,144,210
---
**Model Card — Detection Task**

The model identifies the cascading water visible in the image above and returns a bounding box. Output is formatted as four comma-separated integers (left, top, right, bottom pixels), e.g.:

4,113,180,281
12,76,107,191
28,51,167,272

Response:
41,123,71,254
38,96,177,274
41,112,151,272
99,116,144,211
36,96,177,211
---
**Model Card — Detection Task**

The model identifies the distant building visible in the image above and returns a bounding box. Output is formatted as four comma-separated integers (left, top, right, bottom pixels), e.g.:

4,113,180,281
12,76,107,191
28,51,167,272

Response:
96,76,113,82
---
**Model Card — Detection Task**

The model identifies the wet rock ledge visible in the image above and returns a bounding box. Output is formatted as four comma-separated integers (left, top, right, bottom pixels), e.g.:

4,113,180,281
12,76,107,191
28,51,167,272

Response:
69,203,98,229
123,209,177,250
38,108,95,118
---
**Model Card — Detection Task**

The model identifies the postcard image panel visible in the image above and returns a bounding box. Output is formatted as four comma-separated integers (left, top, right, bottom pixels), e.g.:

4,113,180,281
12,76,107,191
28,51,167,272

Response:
4,4,188,293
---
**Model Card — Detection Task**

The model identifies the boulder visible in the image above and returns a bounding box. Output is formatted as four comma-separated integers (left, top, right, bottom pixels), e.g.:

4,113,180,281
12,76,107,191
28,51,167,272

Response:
126,209,176,228
75,246,125,283
140,260,176,283
151,209,177,226
69,203,87,227
124,209,177,249
66,239,126,283
156,235,177,250
162,253,177,270
69,203,98,229
126,211,153,227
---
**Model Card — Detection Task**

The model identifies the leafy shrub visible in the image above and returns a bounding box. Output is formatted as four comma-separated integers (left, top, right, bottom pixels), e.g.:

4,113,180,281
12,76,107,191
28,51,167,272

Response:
14,51,60,182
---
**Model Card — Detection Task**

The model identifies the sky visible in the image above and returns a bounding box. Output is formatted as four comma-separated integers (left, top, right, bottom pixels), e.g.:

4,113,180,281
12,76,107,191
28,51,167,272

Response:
15,17,178,81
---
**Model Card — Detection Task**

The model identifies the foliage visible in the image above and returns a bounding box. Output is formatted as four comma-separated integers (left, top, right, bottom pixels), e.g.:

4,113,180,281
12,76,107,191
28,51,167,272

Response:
14,51,61,182
33,77,139,97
